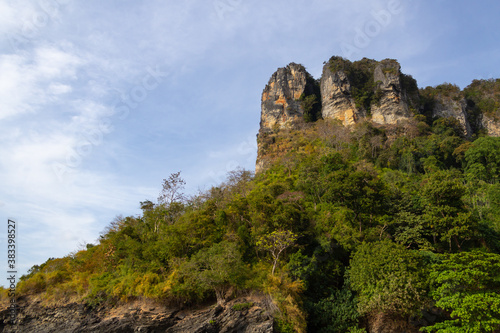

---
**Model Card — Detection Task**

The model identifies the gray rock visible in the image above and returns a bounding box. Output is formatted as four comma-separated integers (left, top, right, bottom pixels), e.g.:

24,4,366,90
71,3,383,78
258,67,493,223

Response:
320,64,364,125
0,297,274,333
260,63,309,132
432,95,472,136
371,59,412,125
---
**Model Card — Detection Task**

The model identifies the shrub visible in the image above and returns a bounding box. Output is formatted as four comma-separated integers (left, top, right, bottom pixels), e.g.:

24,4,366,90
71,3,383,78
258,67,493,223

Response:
232,302,254,311
17,272,47,295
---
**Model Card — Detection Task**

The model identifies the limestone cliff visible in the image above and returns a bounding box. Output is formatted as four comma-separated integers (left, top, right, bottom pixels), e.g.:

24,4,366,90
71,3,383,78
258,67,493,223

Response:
257,63,319,173
320,62,363,126
481,114,500,136
370,59,414,125
464,78,500,136
255,56,500,172
433,96,471,136
320,57,418,126
260,63,310,133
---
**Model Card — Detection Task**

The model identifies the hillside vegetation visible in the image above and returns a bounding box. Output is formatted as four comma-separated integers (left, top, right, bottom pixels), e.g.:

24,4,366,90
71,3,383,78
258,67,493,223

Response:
6,115,500,332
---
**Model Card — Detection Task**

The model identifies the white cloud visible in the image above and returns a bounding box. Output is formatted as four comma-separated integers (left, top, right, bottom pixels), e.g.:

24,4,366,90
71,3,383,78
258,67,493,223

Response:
48,82,72,94
0,44,84,120
35,45,82,78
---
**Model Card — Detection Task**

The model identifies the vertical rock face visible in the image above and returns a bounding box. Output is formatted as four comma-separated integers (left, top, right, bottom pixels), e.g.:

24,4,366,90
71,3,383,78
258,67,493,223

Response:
320,57,417,126
481,114,500,136
432,96,472,136
320,63,363,126
463,79,500,137
371,59,412,125
260,63,309,132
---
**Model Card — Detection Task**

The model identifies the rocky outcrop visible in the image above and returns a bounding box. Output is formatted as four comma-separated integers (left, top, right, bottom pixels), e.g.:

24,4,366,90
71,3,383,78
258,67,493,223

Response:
320,57,417,126
320,63,363,126
481,114,500,136
371,59,413,125
260,63,310,132
0,296,274,333
432,96,472,136
255,56,500,173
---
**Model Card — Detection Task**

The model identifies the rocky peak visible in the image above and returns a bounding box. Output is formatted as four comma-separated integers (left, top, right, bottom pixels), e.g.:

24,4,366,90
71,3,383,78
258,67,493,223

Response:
260,62,310,133
371,59,414,124
257,63,319,173
464,79,500,136
320,58,363,126
320,57,418,126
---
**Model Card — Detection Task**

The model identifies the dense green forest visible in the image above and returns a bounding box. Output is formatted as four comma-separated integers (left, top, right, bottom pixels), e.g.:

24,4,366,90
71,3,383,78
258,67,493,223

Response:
5,95,500,332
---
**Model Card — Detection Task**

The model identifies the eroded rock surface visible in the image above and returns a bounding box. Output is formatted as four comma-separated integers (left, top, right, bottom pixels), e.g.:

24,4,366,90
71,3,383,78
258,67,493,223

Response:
260,63,309,132
0,296,274,333
320,64,362,126
371,60,412,125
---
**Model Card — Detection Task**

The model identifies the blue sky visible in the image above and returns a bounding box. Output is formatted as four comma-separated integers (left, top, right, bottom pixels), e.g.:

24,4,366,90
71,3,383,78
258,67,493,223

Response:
1,0,499,278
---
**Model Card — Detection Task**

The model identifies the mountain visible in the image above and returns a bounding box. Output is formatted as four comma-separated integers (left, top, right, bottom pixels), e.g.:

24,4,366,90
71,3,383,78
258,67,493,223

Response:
257,56,500,172
2,56,500,333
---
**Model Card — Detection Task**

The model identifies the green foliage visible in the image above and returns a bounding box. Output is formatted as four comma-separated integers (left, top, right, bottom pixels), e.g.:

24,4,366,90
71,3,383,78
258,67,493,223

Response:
308,288,363,333
175,241,247,304
464,79,500,118
465,137,500,183
423,251,500,332
265,273,307,333
299,73,322,122
257,230,298,275
435,83,461,97
232,302,254,311
17,272,47,295
274,316,296,333
328,57,380,114
299,94,320,123
349,241,429,317
400,73,419,100
421,170,480,251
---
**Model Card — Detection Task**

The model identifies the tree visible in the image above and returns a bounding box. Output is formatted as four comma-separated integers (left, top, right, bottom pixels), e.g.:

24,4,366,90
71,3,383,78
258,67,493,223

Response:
423,251,500,332
140,200,154,211
176,241,246,305
421,170,477,251
158,171,186,205
348,241,429,318
465,137,500,183
257,230,298,275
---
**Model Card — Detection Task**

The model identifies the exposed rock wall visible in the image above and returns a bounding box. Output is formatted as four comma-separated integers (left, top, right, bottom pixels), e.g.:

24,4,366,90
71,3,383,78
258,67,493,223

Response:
0,296,274,333
320,64,363,126
432,96,472,136
371,60,412,125
320,58,416,126
257,62,317,173
481,114,500,136
260,63,309,132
